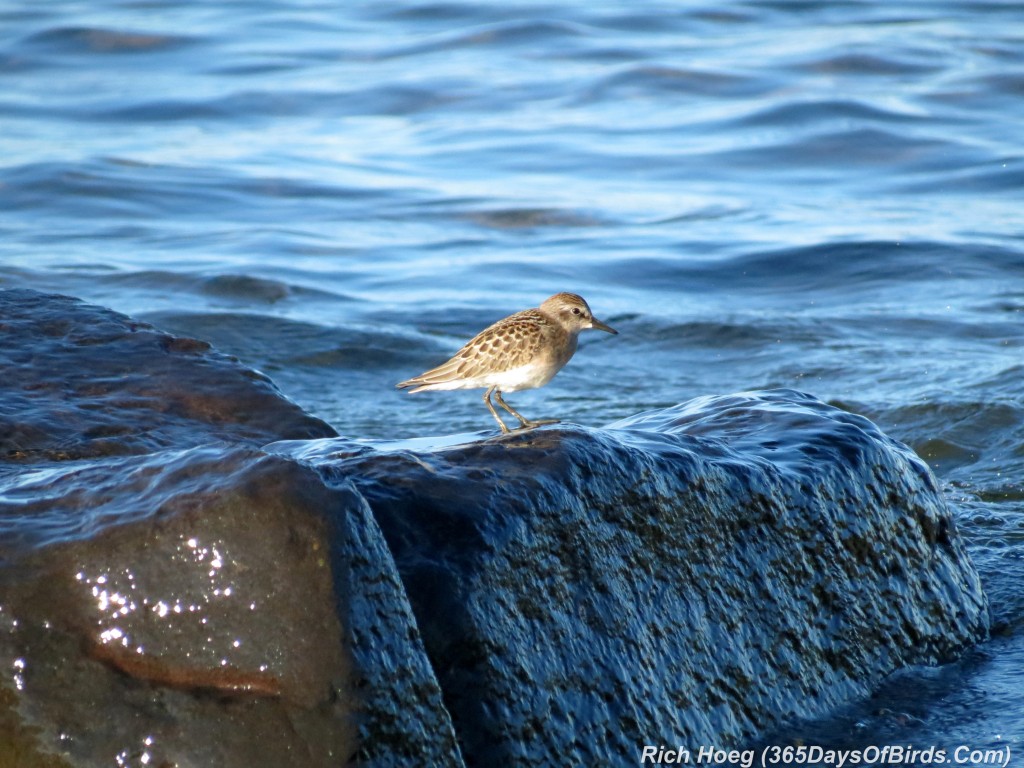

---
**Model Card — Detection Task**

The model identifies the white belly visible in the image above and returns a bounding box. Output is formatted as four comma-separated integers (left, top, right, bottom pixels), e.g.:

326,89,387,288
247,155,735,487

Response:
483,360,560,392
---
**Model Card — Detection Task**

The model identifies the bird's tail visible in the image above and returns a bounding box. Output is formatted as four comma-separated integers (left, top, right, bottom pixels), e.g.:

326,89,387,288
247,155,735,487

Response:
396,377,430,393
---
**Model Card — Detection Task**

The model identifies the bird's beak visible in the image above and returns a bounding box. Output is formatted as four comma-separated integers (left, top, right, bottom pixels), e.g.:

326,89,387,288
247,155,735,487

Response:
590,317,618,335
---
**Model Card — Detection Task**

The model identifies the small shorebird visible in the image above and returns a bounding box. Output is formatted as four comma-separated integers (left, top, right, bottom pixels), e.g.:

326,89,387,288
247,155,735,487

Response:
397,292,617,433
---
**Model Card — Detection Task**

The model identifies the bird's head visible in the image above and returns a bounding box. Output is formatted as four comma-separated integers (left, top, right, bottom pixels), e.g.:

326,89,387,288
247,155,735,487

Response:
541,292,618,335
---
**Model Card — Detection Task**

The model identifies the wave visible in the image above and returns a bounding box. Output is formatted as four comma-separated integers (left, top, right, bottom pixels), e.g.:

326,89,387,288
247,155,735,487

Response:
18,26,197,55
598,240,1024,295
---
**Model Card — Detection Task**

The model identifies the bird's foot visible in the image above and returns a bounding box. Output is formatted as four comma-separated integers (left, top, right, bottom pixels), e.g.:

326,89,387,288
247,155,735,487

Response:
514,418,561,431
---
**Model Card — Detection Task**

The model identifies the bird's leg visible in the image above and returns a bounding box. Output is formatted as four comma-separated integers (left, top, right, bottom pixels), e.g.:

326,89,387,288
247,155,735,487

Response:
483,386,510,433
494,390,559,430
493,390,531,427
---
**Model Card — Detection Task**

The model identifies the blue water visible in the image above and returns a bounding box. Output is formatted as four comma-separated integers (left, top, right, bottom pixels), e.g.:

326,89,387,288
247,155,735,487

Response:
2,0,1023,756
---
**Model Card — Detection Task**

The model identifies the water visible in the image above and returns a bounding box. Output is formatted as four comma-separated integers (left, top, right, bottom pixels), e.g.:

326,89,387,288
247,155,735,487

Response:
2,0,1023,755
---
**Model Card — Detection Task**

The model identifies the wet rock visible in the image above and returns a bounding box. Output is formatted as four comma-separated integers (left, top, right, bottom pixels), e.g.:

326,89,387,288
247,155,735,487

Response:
2,450,353,766
0,288,335,461
0,290,462,767
281,390,989,766
0,290,988,766
0,448,463,767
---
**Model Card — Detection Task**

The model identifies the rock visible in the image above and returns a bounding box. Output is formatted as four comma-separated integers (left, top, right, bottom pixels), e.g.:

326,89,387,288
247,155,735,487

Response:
0,288,335,461
0,290,989,767
0,290,463,767
2,449,352,765
281,390,988,766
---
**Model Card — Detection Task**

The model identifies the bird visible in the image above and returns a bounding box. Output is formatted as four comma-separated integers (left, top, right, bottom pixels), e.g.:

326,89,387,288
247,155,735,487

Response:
397,292,617,433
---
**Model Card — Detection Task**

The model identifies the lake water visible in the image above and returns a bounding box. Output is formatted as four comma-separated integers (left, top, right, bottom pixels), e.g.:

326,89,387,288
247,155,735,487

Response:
2,0,1023,758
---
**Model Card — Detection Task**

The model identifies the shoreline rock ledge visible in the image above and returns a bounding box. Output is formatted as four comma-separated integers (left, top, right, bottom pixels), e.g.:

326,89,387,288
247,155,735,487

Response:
280,391,989,765
1,290,988,767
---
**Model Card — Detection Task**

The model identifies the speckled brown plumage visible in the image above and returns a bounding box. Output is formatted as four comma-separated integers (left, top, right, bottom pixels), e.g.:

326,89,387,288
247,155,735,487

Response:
397,293,617,433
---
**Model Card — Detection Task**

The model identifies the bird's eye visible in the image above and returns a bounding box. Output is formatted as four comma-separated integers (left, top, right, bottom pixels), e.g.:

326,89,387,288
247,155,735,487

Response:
571,307,582,315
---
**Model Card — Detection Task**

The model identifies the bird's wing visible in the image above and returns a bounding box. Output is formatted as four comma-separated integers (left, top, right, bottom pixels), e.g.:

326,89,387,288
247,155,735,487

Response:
397,310,547,389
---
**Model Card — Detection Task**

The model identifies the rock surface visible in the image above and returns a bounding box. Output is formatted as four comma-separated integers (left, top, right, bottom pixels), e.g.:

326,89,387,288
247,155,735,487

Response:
1,290,989,767
0,288,335,462
0,289,462,767
283,391,989,766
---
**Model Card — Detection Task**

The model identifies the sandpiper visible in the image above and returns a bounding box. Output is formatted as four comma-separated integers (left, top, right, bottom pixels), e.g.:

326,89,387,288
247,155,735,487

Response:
397,292,617,433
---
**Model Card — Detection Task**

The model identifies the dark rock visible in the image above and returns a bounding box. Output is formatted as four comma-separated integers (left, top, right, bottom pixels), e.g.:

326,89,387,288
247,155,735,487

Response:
1,447,463,767
0,288,335,461
2,450,353,765
280,390,988,766
0,290,462,767
0,290,988,767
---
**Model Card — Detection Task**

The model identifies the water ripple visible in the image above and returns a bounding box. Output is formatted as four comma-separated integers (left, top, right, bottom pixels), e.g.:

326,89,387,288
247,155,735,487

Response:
19,26,197,55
